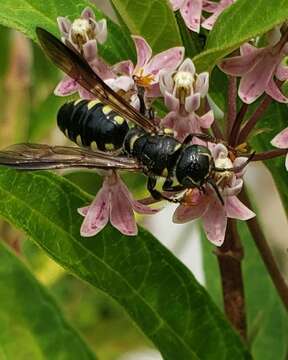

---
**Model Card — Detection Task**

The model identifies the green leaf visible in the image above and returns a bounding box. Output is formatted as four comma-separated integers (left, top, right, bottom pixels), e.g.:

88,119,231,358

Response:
0,168,251,360
0,241,96,360
110,0,182,52
202,222,288,359
250,101,288,216
0,0,134,64
194,0,288,71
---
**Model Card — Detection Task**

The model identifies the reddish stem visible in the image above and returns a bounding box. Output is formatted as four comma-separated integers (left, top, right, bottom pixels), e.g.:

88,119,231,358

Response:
251,148,288,161
226,76,238,139
229,103,249,146
215,220,247,340
237,96,272,144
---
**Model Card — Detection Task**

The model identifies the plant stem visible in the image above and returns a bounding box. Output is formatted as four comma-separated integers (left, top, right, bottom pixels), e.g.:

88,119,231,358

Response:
226,76,238,140
237,96,272,144
229,103,249,146
251,148,288,161
240,189,288,312
215,220,247,340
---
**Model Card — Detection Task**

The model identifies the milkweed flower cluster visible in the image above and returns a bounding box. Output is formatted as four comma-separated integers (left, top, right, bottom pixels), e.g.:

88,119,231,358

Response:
53,7,288,245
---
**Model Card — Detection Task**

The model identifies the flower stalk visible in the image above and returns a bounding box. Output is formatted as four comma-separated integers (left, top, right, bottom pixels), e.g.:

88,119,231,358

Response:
215,219,247,340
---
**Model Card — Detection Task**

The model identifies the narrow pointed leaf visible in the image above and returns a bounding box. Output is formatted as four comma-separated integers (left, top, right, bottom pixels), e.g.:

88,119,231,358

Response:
0,168,251,360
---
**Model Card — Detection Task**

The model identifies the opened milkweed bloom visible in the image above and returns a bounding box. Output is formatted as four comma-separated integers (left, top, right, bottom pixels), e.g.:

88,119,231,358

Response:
159,58,213,141
173,144,255,245
219,27,288,104
112,35,184,99
271,127,288,170
78,171,159,237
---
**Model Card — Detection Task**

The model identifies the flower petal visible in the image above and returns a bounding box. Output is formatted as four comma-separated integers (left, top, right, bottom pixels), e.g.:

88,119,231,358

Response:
180,0,203,33
202,200,227,246
105,75,134,92
225,196,256,220
159,69,175,94
131,199,160,214
201,12,219,30
112,60,134,76
78,87,95,99
79,187,110,237
57,16,71,37
173,196,209,223
54,76,78,96
179,58,195,74
202,0,218,12
110,184,138,236
132,35,152,69
199,109,214,128
219,46,261,76
145,47,185,78
164,92,180,111
81,7,95,20
271,127,288,149
222,178,243,197
265,77,288,103
95,19,108,44
195,71,209,96
185,94,201,112
145,83,162,98
239,58,277,104
170,0,185,11
276,63,288,81
83,40,98,62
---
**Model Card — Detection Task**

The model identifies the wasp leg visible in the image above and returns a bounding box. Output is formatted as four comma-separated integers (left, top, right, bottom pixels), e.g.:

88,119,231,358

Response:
207,178,224,205
147,177,179,203
162,178,185,192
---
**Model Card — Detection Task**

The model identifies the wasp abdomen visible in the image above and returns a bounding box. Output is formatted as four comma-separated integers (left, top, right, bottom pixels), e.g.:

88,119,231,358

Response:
57,99,129,151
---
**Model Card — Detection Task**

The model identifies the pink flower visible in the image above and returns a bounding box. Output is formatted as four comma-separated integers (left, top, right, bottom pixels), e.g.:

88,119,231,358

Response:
170,0,203,33
173,144,255,245
271,127,288,170
159,58,213,141
78,172,159,237
202,0,234,30
219,28,288,104
112,36,184,98
57,7,107,51
55,8,134,99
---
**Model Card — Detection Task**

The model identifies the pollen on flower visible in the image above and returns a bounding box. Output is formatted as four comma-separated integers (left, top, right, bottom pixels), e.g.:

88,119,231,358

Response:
173,71,194,104
71,18,95,47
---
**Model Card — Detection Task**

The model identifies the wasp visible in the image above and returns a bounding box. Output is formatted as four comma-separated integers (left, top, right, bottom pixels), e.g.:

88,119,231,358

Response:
0,28,253,204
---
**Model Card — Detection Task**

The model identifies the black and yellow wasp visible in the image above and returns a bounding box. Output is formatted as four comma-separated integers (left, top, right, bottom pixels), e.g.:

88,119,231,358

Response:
0,28,251,204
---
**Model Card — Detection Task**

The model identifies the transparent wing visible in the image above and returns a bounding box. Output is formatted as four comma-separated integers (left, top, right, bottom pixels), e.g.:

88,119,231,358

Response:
36,27,158,133
0,143,142,171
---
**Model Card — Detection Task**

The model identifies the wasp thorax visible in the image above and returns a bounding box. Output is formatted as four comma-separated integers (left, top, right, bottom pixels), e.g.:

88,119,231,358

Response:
71,18,95,48
173,71,194,104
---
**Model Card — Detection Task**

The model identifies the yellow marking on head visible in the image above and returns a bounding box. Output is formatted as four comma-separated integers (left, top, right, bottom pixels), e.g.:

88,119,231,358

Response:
90,141,98,151
114,115,125,125
164,128,174,135
102,105,112,115
87,99,101,110
129,134,139,150
162,168,169,177
105,143,115,151
74,99,82,106
64,129,69,138
76,135,82,146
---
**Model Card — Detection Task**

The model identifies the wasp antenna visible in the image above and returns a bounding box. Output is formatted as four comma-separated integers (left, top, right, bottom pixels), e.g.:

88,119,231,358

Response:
207,178,224,205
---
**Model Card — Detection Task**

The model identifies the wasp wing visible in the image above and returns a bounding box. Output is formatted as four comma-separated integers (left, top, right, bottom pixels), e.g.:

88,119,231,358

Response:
0,143,142,171
36,27,157,133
